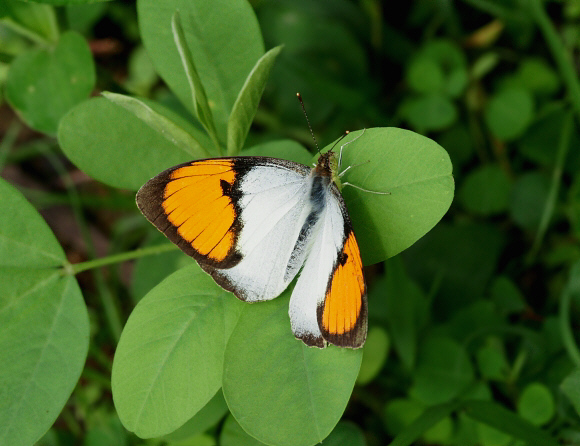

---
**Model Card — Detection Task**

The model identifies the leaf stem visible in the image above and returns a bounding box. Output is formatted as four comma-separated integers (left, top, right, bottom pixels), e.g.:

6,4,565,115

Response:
527,111,573,263
560,262,580,368
65,243,178,276
527,0,580,125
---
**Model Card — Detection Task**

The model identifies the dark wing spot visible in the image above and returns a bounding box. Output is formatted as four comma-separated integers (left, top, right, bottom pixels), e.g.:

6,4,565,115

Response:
220,179,232,195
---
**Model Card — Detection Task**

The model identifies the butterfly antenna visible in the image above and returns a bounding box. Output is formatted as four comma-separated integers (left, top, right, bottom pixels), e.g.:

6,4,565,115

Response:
297,93,319,153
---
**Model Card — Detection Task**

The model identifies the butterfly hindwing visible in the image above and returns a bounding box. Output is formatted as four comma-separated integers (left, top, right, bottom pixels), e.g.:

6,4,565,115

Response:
288,184,367,348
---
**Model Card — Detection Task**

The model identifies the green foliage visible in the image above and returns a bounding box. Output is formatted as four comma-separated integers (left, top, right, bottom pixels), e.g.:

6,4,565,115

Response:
2,0,580,445
0,179,89,445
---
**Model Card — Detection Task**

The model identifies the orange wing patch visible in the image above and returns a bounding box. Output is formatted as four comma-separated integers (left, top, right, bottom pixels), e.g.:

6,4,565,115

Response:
319,231,367,347
163,160,236,262
136,159,242,268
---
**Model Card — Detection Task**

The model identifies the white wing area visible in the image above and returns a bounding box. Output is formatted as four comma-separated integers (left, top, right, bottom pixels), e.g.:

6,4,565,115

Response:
210,165,314,302
288,193,345,344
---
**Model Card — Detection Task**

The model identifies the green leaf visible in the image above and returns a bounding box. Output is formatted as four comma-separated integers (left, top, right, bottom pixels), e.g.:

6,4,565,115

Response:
560,368,580,417
516,58,560,96
406,57,445,94
111,264,244,438
387,400,458,446
5,31,95,134
459,165,511,215
357,326,390,384
403,222,505,313
406,40,468,98
222,294,362,446
1,0,58,43
102,91,210,158
462,400,558,446
227,46,283,155
19,0,111,4
489,276,526,316
410,336,474,405
58,97,210,190
171,11,220,152
476,337,510,381
137,0,265,139
0,178,89,445
400,93,458,132
516,382,555,426
510,172,550,230
383,257,428,370
131,232,191,303
220,415,266,446
336,128,454,264
484,87,534,141
163,390,229,442
321,421,367,446
518,108,580,174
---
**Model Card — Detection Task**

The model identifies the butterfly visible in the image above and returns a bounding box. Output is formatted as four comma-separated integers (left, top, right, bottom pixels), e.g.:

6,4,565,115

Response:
136,130,378,348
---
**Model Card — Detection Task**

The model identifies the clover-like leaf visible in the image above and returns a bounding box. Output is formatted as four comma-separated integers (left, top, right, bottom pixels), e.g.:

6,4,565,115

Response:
0,178,89,445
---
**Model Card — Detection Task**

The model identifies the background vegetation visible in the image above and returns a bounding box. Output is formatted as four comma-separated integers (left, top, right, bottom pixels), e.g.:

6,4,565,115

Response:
1,0,580,445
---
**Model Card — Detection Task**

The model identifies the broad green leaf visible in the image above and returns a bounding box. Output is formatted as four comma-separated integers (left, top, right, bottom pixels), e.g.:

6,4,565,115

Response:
138,0,264,139
357,326,390,384
112,264,244,438
102,91,210,158
58,97,210,190
463,400,558,446
516,382,555,426
410,336,474,405
223,294,362,446
484,87,534,141
0,178,89,446
227,46,283,155
5,31,95,134
171,11,220,151
560,368,580,417
1,0,58,43
459,164,511,215
400,94,457,132
163,390,229,442
335,128,454,264
387,400,457,446
241,139,312,165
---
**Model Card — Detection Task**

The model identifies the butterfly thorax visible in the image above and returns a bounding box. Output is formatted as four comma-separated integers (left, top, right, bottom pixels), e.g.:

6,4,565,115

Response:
314,151,342,190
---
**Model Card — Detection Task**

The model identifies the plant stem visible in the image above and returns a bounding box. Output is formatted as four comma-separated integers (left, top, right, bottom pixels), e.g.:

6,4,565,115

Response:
46,149,126,342
527,111,573,263
560,262,580,368
65,243,178,276
528,0,580,124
